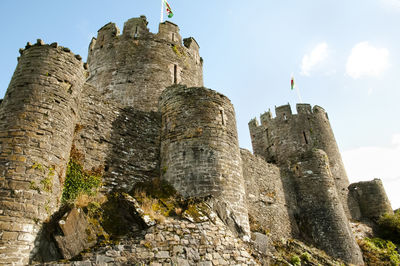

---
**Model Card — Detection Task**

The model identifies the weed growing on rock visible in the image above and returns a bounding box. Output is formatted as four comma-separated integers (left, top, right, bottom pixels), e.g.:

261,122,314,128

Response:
61,159,102,204
358,237,400,265
378,212,400,244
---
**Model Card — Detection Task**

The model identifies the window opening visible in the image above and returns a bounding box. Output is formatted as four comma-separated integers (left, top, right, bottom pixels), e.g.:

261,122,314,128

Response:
303,131,309,144
220,109,225,125
172,33,175,41
134,26,138,38
173,64,177,84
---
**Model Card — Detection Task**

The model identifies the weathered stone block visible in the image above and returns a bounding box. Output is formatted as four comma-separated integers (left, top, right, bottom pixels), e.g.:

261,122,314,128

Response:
54,208,97,259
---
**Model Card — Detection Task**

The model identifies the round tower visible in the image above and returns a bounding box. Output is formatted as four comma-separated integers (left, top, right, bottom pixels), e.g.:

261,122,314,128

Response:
0,41,85,264
248,103,358,218
159,85,249,237
291,149,364,265
87,16,203,112
349,179,393,220
309,105,357,218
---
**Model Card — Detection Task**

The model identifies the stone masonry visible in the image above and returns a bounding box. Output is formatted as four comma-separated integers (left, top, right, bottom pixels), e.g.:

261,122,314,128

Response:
159,85,250,238
241,149,298,242
349,179,393,221
248,104,360,219
0,42,85,265
87,16,203,112
288,149,363,264
0,16,395,265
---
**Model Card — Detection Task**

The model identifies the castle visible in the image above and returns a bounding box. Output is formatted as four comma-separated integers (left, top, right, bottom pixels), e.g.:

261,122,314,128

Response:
0,16,394,265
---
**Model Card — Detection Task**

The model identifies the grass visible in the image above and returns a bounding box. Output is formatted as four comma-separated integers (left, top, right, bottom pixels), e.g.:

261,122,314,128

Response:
358,237,400,266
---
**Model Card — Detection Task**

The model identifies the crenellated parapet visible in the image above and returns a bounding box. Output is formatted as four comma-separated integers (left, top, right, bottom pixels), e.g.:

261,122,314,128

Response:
86,16,203,112
249,103,359,219
0,40,86,264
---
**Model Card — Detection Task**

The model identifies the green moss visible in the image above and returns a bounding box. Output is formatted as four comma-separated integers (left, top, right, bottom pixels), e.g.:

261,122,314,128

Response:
358,237,400,266
300,252,311,262
290,255,301,266
172,45,181,57
32,162,44,172
44,201,51,215
143,241,152,249
378,212,400,244
40,177,53,192
61,159,102,203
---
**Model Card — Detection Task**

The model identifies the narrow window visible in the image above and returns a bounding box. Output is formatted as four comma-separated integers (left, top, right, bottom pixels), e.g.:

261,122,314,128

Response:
220,109,225,125
283,113,287,120
134,26,138,38
303,131,309,144
172,33,175,41
173,64,177,84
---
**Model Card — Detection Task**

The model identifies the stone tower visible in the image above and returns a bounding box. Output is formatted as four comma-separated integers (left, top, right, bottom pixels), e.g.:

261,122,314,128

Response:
248,103,359,218
289,149,363,264
87,16,203,112
159,85,250,237
349,179,393,220
0,41,85,264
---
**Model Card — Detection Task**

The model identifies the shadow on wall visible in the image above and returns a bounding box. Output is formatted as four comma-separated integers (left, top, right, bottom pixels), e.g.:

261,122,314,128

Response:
102,107,161,193
30,106,161,263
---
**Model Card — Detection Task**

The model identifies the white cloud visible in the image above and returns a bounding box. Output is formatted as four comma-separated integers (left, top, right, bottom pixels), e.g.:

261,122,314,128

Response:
342,134,400,210
346,42,389,79
300,42,329,76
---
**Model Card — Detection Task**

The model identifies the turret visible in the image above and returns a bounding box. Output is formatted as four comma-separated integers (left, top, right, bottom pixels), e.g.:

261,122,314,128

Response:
159,85,250,238
86,17,203,111
349,179,393,220
0,41,85,264
248,103,359,219
289,149,363,264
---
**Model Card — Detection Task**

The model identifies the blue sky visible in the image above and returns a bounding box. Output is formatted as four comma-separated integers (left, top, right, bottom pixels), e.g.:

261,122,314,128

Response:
1,0,399,208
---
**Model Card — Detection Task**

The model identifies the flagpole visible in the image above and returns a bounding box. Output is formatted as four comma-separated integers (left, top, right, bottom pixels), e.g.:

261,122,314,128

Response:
160,0,164,23
295,85,303,103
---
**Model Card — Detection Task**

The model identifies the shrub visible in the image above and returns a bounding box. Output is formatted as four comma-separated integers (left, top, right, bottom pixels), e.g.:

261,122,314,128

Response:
300,252,311,262
290,255,301,266
358,237,400,266
61,159,102,203
378,212,400,244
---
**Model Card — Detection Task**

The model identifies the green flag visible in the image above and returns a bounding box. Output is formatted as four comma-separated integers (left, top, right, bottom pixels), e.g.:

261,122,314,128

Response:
164,0,174,18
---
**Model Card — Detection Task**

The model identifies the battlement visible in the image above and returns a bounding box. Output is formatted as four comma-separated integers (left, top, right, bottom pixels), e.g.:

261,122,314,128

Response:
183,37,200,51
157,20,182,43
18,39,84,63
91,17,192,49
249,103,328,129
87,17,203,111
123,15,150,38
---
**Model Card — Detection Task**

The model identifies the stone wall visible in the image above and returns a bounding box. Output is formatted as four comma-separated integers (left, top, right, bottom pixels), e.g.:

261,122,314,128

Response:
159,85,249,237
72,83,161,192
240,149,298,241
0,42,85,264
349,179,393,220
86,16,203,112
289,149,363,265
59,216,258,265
248,103,359,219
